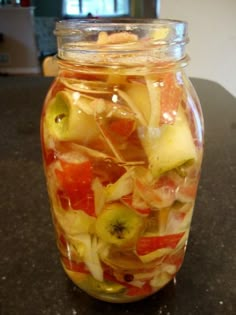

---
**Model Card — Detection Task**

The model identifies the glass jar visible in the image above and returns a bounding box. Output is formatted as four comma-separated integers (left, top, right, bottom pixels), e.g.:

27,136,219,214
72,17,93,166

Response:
40,19,204,303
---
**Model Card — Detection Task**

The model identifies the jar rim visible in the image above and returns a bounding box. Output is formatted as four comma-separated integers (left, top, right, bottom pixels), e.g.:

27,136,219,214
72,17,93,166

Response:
55,18,187,28
55,18,188,66
55,18,187,41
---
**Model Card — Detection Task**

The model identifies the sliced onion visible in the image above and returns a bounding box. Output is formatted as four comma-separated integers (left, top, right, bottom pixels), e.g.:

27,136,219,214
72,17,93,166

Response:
105,168,134,202
117,89,147,126
74,234,104,282
145,76,161,128
54,209,96,236
92,178,106,216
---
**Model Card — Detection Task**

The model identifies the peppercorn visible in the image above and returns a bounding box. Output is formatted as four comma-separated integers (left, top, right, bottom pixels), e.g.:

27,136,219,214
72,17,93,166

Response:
124,274,134,282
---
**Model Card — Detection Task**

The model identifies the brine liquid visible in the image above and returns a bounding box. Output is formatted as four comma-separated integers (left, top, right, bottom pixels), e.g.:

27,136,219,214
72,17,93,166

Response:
41,64,203,303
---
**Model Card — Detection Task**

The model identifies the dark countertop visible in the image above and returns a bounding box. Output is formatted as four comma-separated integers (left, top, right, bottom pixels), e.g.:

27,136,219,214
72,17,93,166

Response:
0,77,235,315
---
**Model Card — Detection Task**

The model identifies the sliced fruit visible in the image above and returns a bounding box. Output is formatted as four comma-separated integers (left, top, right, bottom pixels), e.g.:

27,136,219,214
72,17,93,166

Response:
106,73,127,86
95,98,138,161
126,282,152,297
105,168,134,202
159,72,183,125
92,157,126,185
83,275,126,294
137,247,173,264
117,89,147,126
91,178,106,216
165,205,193,234
42,147,56,166
134,176,176,209
145,72,183,127
142,107,197,177
176,180,198,203
60,78,112,95
144,208,171,235
150,271,172,289
101,248,149,271
103,271,153,297
124,82,151,123
121,194,151,216
45,90,99,142
97,31,138,45
95,203,144,247
64,268,89,285
60,70,106,82
109,118,135,138
123,166,173,212
55,159,93,192
62,256,90,274
72,234,104,282
55,159,95,215
62,258,124,294
163,247,185,269
136,232,185,256
54,208,96,236
145,76,161,128
151,27,169,41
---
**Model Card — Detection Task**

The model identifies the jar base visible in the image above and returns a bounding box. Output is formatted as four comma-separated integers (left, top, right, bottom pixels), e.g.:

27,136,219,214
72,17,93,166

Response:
63,262,175,303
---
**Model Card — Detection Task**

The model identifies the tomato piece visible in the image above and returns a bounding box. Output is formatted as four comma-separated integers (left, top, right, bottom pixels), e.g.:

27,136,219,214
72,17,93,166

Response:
55,160,95,216
136,232,185,256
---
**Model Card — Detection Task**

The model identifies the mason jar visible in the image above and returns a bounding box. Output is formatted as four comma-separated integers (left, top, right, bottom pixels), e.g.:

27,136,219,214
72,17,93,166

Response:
40,19,204,303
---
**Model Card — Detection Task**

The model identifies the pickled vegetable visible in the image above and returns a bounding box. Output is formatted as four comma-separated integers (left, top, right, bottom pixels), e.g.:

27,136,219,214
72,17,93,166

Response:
41,27,204,303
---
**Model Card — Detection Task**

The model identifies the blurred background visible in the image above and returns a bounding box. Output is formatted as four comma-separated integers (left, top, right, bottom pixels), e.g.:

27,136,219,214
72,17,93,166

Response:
0,0,235,96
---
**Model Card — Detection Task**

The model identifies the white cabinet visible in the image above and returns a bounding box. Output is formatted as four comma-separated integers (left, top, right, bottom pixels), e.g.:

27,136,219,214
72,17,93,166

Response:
0,6,40,74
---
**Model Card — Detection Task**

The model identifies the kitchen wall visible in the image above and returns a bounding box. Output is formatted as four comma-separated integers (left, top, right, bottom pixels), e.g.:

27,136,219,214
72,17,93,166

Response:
2,0,234,93
33,0,62,17
33,0,158,18
0,6,40,74
131,0,159,18
32,0,236,96
160,0,236,97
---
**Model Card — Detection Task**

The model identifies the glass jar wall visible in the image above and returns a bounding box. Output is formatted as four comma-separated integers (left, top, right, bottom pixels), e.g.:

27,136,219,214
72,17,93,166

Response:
40,19,204,303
